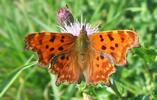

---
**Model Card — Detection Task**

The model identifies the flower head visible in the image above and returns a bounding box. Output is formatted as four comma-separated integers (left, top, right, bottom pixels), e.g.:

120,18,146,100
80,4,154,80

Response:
60,21,99,36
56,7,99,36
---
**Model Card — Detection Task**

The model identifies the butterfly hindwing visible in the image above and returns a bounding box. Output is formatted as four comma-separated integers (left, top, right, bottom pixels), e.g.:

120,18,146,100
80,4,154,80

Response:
84,49,116,85
49,52,81,84
89,30,139,65
25,32,76,66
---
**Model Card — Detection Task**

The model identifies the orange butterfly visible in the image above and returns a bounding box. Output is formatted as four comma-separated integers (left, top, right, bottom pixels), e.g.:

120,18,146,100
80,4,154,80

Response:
25,25,139,85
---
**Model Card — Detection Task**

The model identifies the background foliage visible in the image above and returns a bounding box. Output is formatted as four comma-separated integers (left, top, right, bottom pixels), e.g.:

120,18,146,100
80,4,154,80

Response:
0,0,157,100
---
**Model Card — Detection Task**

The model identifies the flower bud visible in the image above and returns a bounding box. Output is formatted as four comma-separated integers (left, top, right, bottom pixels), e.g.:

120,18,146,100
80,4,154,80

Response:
56,7,74,27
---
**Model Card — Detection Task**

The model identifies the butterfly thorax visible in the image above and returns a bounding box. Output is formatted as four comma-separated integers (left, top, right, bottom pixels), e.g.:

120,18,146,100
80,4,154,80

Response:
74,26,90,70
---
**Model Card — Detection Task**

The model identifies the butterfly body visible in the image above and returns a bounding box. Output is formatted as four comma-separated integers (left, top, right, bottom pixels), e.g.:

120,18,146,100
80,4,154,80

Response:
25,26,139,85
75,26,90,70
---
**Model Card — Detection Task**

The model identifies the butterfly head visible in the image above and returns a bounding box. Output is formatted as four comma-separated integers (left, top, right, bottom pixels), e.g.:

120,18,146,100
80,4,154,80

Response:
79,25,87,36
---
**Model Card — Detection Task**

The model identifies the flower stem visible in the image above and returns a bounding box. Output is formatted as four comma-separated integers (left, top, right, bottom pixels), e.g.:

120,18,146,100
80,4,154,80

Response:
109,80,123,99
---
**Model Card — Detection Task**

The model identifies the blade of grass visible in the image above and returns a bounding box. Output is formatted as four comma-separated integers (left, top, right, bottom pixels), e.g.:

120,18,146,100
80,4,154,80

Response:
50,74,60,100
31,17,54,31
0,55,37,98
89,0,104,23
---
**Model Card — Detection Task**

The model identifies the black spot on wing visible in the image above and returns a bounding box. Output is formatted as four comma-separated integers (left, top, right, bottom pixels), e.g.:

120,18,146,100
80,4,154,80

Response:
100,39,104,42
110,46,115,50
50,47,54,51
38,40,42,44
60,55,65,60
60,39,64,43
117,31,125,42
107,32,114,41
66,56,69,60
99,35,104,42
49,35,56,42
61,36,65,39
101,45,106,50
58,46,63,51
115,43,118,47
121,37,125,42
45,45,49,49
99,35,103,38
96,64,99,67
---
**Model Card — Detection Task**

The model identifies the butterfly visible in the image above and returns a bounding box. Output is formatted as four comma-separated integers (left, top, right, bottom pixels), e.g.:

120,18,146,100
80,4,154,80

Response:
25,25,139,85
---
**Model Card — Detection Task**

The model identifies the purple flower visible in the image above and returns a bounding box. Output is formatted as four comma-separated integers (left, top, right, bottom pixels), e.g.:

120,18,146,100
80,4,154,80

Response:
56,7,74,27
60,21,99,36
56,7,99,36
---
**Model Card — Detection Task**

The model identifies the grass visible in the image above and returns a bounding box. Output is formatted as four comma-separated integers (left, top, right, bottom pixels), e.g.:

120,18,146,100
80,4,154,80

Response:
0,0,157,100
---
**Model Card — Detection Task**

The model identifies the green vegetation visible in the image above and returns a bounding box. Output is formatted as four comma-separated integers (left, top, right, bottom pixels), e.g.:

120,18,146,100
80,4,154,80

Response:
0,0,157,100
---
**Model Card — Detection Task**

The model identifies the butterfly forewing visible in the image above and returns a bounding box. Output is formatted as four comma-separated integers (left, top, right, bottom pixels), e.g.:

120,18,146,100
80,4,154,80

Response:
25,32,76,66
89,30,139,65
